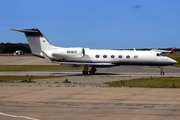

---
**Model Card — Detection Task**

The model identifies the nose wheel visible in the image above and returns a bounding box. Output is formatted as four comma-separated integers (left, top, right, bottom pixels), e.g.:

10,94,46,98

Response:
160,71,165,75
158,66,165,75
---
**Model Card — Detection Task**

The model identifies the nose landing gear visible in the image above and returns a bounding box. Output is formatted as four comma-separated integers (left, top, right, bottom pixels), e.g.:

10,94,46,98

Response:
158,66,165,75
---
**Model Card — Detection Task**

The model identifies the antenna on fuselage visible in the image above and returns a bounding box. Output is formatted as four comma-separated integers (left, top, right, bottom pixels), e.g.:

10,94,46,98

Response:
82,48,85,57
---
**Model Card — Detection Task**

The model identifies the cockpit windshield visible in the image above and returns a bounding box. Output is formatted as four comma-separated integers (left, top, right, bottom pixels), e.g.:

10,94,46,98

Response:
157,53,166,57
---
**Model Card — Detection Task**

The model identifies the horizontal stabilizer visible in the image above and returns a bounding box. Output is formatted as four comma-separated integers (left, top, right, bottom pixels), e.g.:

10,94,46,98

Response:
6,28,38,33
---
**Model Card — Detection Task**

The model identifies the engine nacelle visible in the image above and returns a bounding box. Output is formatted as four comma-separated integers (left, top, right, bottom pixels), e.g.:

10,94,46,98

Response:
52,47,84,59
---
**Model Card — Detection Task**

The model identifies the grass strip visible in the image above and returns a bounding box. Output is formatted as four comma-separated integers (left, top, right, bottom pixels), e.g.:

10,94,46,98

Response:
105,77,180,88
0,75,63,82
0,65,83,71
172,57,180,67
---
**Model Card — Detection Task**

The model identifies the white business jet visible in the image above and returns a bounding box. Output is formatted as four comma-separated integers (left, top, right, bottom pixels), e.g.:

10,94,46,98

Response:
7,28,177,75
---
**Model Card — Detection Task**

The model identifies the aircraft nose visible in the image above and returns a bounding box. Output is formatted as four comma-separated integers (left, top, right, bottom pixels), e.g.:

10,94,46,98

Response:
169,58,178,65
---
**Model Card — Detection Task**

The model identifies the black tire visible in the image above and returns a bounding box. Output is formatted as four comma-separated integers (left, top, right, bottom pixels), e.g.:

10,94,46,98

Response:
90,70,95,75
160,72,165,75
82,70,88,75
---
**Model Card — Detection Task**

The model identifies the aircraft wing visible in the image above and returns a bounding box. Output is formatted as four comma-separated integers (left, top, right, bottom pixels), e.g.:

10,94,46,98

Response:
42,51,53,63
57,62,116,66
42,51,116,66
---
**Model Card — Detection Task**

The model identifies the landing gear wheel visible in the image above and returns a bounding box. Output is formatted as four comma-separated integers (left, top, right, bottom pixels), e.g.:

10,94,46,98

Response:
158,66,165,75
160,72,165,75
90,70,95,75
82,70,88,75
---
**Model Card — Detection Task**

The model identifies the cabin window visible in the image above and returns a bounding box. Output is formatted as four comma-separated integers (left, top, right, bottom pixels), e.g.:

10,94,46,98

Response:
95,55,100,58
103,55,107,58
111,55,115,58
118,55,122,58
126,55,130,59
134,55,138,59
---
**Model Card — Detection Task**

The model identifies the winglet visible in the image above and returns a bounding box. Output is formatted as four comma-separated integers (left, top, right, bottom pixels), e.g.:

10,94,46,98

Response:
42,51,53,63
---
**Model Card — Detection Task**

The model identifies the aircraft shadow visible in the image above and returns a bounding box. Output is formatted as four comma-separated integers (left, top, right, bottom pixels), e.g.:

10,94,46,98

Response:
52,72,121,76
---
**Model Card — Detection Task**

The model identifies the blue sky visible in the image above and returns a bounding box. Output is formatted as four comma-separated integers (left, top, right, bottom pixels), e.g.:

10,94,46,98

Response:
1,0,180,49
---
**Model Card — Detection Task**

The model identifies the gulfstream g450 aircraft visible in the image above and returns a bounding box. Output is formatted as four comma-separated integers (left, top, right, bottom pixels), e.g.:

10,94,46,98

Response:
7,28,177,75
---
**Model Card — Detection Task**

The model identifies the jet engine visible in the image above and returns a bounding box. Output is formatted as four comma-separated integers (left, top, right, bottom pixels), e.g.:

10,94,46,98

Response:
52,47,85,59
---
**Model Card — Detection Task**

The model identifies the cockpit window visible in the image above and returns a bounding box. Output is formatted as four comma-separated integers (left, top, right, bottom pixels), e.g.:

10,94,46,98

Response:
157,53,160,56
161,53,166,56
157,53,166,57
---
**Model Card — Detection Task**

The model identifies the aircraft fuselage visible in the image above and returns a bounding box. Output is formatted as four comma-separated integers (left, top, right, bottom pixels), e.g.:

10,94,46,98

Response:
36,48,177,67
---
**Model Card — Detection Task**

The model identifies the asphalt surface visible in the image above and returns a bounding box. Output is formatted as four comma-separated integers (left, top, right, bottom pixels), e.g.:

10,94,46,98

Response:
0,56,180,120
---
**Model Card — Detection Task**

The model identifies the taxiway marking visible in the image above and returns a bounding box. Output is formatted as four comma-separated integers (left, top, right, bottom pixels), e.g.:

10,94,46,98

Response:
0,99,105,108
0,99,76,107
0,112,39,120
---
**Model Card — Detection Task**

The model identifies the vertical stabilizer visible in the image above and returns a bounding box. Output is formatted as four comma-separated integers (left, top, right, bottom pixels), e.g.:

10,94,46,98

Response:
170,47,176,54
7,28,58,55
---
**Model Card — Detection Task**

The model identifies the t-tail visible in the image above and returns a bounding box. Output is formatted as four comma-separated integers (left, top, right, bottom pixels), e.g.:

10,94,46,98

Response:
7,28,59,56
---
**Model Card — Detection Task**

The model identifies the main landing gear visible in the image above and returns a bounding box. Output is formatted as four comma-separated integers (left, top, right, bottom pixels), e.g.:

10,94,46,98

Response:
82,65,96,75
158,66,165,75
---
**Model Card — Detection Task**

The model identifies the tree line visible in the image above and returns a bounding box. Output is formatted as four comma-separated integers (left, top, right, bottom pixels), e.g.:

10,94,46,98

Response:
0,42,31,53
0,42,179,53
